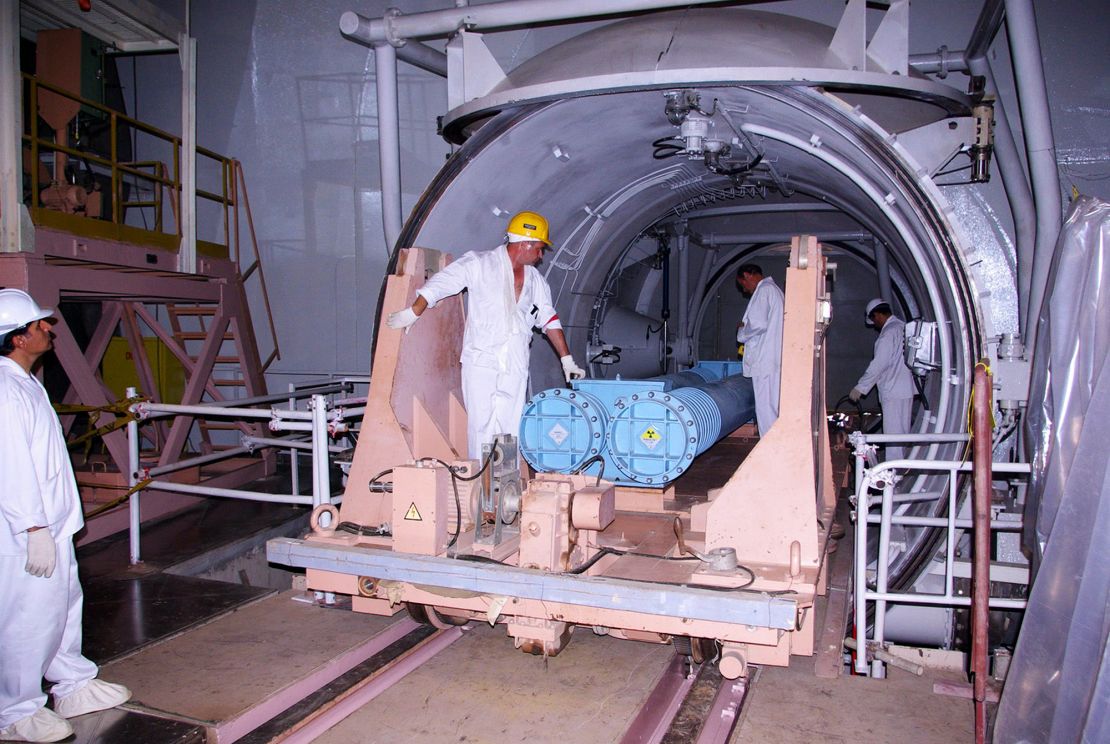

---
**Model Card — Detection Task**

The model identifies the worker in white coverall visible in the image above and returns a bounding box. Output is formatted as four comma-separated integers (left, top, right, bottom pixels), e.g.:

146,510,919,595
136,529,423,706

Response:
386,211,586,460
735,263,784,436
849,298,916,461
0,289,131,743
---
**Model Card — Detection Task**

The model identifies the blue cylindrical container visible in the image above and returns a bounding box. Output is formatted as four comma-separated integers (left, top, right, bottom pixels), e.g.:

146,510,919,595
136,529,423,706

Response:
641,366,719,390
606,374,755,485
518,387,609,474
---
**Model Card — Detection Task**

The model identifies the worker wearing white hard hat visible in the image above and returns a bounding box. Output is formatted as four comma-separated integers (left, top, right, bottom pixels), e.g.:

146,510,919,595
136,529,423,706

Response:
735,263,785,436
386,212,586,460
0,289,131,743
849,298,916,460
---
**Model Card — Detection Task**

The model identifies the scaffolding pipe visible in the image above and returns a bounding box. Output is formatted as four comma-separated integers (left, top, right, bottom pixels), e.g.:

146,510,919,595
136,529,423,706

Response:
127,387,141,565
270,421,320,433
858,432,970,443
311,394,332,508
289,384,301,496
971,362,993,744
332,405,368,420
144,479,313,505
375,43,403,255
146,445,253,478
197,382,350,408
865,592,1026,610
867,459,1028,475
865,514,1022,531
1005,0,1062,348
243,435,347,454
340,0,731,45
135,401,313,421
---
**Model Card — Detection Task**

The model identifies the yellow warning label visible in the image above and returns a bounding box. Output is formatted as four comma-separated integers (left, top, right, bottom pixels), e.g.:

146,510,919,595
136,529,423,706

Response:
404,502,422,521
640,425,662,450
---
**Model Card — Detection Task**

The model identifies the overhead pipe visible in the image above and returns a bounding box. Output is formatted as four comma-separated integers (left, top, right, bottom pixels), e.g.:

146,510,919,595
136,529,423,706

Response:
375,43,404,255
340,0,732,45
909,5,1036,338
965,0,1005,61
872,238,894,306
908,48,968,77
676,230,691,367
342,18,448,78
699,230,871,247
394,40,449,77
966,55,1035,329
690,243,718,338
1004,0,1062,348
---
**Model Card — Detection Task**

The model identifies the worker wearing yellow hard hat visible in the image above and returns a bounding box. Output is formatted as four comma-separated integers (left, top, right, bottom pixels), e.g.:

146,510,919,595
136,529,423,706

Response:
387,211,585,459
505,210,552,246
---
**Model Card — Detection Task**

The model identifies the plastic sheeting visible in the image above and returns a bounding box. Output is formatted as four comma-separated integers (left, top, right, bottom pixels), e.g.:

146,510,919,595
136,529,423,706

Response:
994,197,1110,743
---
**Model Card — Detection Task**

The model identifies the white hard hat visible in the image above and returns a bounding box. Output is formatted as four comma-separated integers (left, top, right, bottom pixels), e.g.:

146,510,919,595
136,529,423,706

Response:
864,298,889,327
0,289,54,335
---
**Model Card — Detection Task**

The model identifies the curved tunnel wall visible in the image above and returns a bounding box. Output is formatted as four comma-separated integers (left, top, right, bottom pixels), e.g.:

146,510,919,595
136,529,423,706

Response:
400,84,1006,449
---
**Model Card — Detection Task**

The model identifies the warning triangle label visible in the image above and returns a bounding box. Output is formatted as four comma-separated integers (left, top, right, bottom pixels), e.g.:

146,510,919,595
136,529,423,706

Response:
404,502,422,521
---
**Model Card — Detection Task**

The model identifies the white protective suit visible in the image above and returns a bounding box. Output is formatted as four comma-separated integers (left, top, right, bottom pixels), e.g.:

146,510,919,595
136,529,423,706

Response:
736,277,785,436
0,356,98,728
417,245,562,459
856,316,916,460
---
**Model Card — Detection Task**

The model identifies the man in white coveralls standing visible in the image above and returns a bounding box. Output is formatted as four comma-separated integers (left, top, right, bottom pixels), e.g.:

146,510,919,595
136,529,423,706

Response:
387,211,586,459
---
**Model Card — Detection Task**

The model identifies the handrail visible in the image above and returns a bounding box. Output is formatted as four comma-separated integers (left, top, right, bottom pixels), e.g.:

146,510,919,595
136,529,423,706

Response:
231,160,281,371
852,456,1031,677
22,72,234,252
126,387,367,564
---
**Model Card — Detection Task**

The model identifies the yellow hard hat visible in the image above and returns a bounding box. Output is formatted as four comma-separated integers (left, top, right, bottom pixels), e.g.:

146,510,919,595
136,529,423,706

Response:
506,211,552,246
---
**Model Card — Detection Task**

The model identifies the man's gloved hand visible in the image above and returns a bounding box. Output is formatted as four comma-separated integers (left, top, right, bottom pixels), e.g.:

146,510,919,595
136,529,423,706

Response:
848,387,863,404
560,355,586,382
25,528,56,578
386,307,419,332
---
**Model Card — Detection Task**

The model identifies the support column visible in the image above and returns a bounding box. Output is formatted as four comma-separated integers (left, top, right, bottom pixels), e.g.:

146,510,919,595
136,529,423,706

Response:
1006,0,1061,348
375,43,403,255
179,33,198,273
872,238,893,305
676,230,691,366
0,3,27,253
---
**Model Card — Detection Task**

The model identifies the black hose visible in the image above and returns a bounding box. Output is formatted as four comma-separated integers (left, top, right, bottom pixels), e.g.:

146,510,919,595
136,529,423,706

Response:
710,152,764,178
416,436,501,550
652,135,684,159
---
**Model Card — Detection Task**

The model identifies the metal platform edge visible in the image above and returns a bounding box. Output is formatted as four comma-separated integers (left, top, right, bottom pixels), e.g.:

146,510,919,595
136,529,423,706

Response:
266,537,797,629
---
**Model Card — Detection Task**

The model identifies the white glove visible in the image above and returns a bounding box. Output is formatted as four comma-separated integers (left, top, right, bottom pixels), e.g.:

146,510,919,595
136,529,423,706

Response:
560,355,585,383
387,307,418,332
848,387,863,404
25,528,56,578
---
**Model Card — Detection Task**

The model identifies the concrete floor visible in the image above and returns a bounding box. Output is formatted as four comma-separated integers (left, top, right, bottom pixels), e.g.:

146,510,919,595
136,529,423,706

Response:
314,622,676,744
734,663,974,744
309,619,975,744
